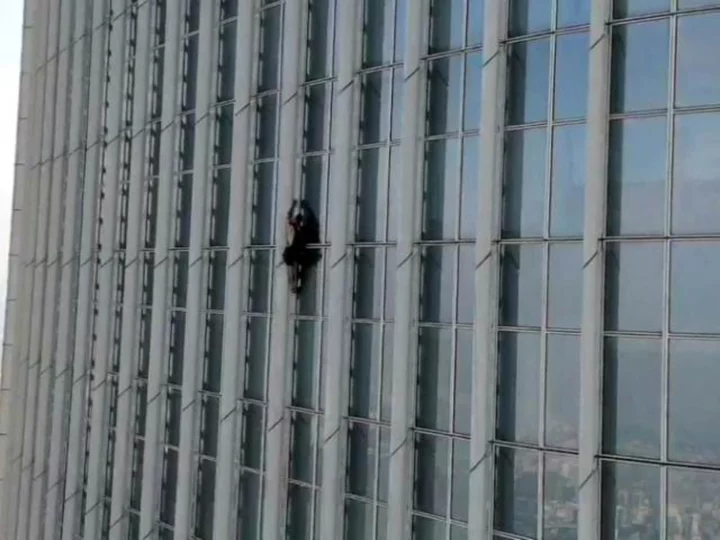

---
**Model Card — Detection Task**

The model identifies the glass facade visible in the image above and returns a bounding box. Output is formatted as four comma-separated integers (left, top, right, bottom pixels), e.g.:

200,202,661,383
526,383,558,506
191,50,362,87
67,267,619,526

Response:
3,0,720,539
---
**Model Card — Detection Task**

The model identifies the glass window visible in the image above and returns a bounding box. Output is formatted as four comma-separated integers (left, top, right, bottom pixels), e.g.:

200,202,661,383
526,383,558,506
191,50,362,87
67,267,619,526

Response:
210,170,231,247
286,484,314,537
361,70,393,144
256,94,278,159
468,0,484,46
670,241,720,334
207,250,227,310
199,395,219,457
558,0,590,27
292,321,322,409
240,402,265,469
394,0,407,62
356,147,389,242
345,499,373,539
306,0,332,80
258,6,282,92
413,433,450,517
604,242,664,333
554,32,589,120
165,388,182,446
248,250,272,314
610,21,670,113
217,21,237,102
603,337,662,458
203,314,224,393
668,339,720,465
679,0,720,5
607,116,667,236
507,39,551,125
667,467,720,537
454,329,472,435
346,422,378,498
494,446,538,537
363,0,395,66
179,114,194,172
416,326,453,431
672,112,720,234
460,137,479,239
349,323,384,420
175,173,193,248
420,246,456,324
451,439,469,522
499,243,543,328
496,331,541,444
353,248,387,321
464,52,483,132
676,14,720,108
250,162,275,245
304,83,329,152
551,124,586,237
182,35,199,111
238,471,262,539
427,56,463,136
508,0,552,37
547,242,583,330
288,412,317,484
457,246,474,325
601,462,661,539
545,334,580,449
168,311,186,385
429,0,464,52
244,317,268,400
613,0,670,18
544,455,578,537
194,459,215,538
214,104,234,166
502,128,547,239
423,139,461,240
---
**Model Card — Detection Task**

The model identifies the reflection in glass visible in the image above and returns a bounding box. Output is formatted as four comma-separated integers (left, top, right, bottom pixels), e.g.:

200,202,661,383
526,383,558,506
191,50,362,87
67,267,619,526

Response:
464,53,483,132
286,483,313,538
468,0,484,46
613,0,670,18
508,0,552,37
427,56,462,135
544,455,578,538
551,124,586,237
494,446,538,538
356,148,388,242
248,250,272,314
353,249,385,320
238,471,262,539
256,94,278,159
670,241,720,334
349,323,383,420
497,331,540,444
292,321,321,409
672,112,720,234
610,21,669,113
503,128,547,238
667,467,720,538
420,246,456,324
194,459,216,538
457,246,474,325
361,70,392,144
451,440,469,522
604,242,664,333
347,422,377,498
413,515,445,539
251,162,275,245
241,402,265,470
345,499,373,540
558,0,590,27
601,462,660,540
258,6,281,92
306,0,332,80
394,0,407,62
669,339,720,464
244,317,268,400
607,116,667,236
363,0,394,66
414,433,449,517
305,84,328,152
429,0,464,51
676,14,720,108
507,39,550,125
499,243,543,328
554,32,589,120
454,329,472,435
423,139,460,240
416,326,453,431
547,242,583,329
289,412,316,484
603,337,662,458
545,334,580,449
460,137,479,239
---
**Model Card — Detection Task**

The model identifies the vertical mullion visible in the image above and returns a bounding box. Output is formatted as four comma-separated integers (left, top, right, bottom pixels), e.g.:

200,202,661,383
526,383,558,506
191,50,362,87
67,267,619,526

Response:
139,0,182,534
43,0,90,535
318,0,361,537
174,0,218,533
262,0,304,536
385,0,427,538
212,0,256,536
577,0,611,538
109,1,151,534
467,0,506,537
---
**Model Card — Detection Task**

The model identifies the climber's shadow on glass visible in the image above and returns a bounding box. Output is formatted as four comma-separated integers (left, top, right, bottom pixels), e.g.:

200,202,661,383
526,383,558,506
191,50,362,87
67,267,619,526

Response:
282,199,322,294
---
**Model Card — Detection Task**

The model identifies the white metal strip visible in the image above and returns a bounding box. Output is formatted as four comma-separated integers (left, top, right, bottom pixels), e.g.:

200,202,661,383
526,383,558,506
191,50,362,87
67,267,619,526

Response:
173,0,217,535
211,1,255,536
386,0,427,538
139,0,183,535
108,1,151,536
578,0,611,538
467,0,508,538
318,0,360,538
61,0,111,536
262,0,304,537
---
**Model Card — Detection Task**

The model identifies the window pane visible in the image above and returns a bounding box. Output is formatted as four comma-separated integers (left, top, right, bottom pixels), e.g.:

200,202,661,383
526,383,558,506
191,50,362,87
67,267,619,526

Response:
394,0,407,62
679,0,720,6
457,246,474,325
349,323,383,420
499,243,543,328
460,136,479,239
604,242,664,333
292,321,321,409
305,84,329,152
210,170,230,247
463,52,483,132
416,327,453,431
423,139,461,240
194,458,215,538
286,484,313,538
381,325,393,422
507,39,551,125
503,128,547,238
391,68,403,140
610,21,670,113
363,0,394,66
306,0,332,80
427,55,462,135
601,462,661,539
544,455,578,537
251,162,275,245
558,0,590,27
244,317,268,400
497,331,541,444
217,21,237,102
289,412,316,484
353,249,385,320
238,471,262,539
165,388,181,446
468,0,484,46
199,395,219,458
454,330,472,435
676,14,720,108
356,147,388,242
603,337,662,458
672,112,720,234
494,446,538,538
547,242,583,330
669,339,720,465
345,499,374,540
413,515,445,539
554,32,589,120
667,467,720,537
420,246,456,324
346,422,377,498
240,402,265,470
550,124,586,237
508,0,552,37
613,0,670,18
670,241,720,334
360,70,392,144
451,439,469,522
428,0,464,52
248,250,272,314
256,94,278,159
258,6,281,91
203,314,223,393
413,433,449,517
545,334,580,449
607,116,667,236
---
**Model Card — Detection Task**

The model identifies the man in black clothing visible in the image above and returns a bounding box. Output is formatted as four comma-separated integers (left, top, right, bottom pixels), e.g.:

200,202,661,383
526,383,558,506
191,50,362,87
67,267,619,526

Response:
283,199,321,293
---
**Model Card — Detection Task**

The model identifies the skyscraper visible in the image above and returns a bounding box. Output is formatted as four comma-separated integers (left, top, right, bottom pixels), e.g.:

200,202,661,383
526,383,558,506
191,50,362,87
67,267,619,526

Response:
2,0,720,538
